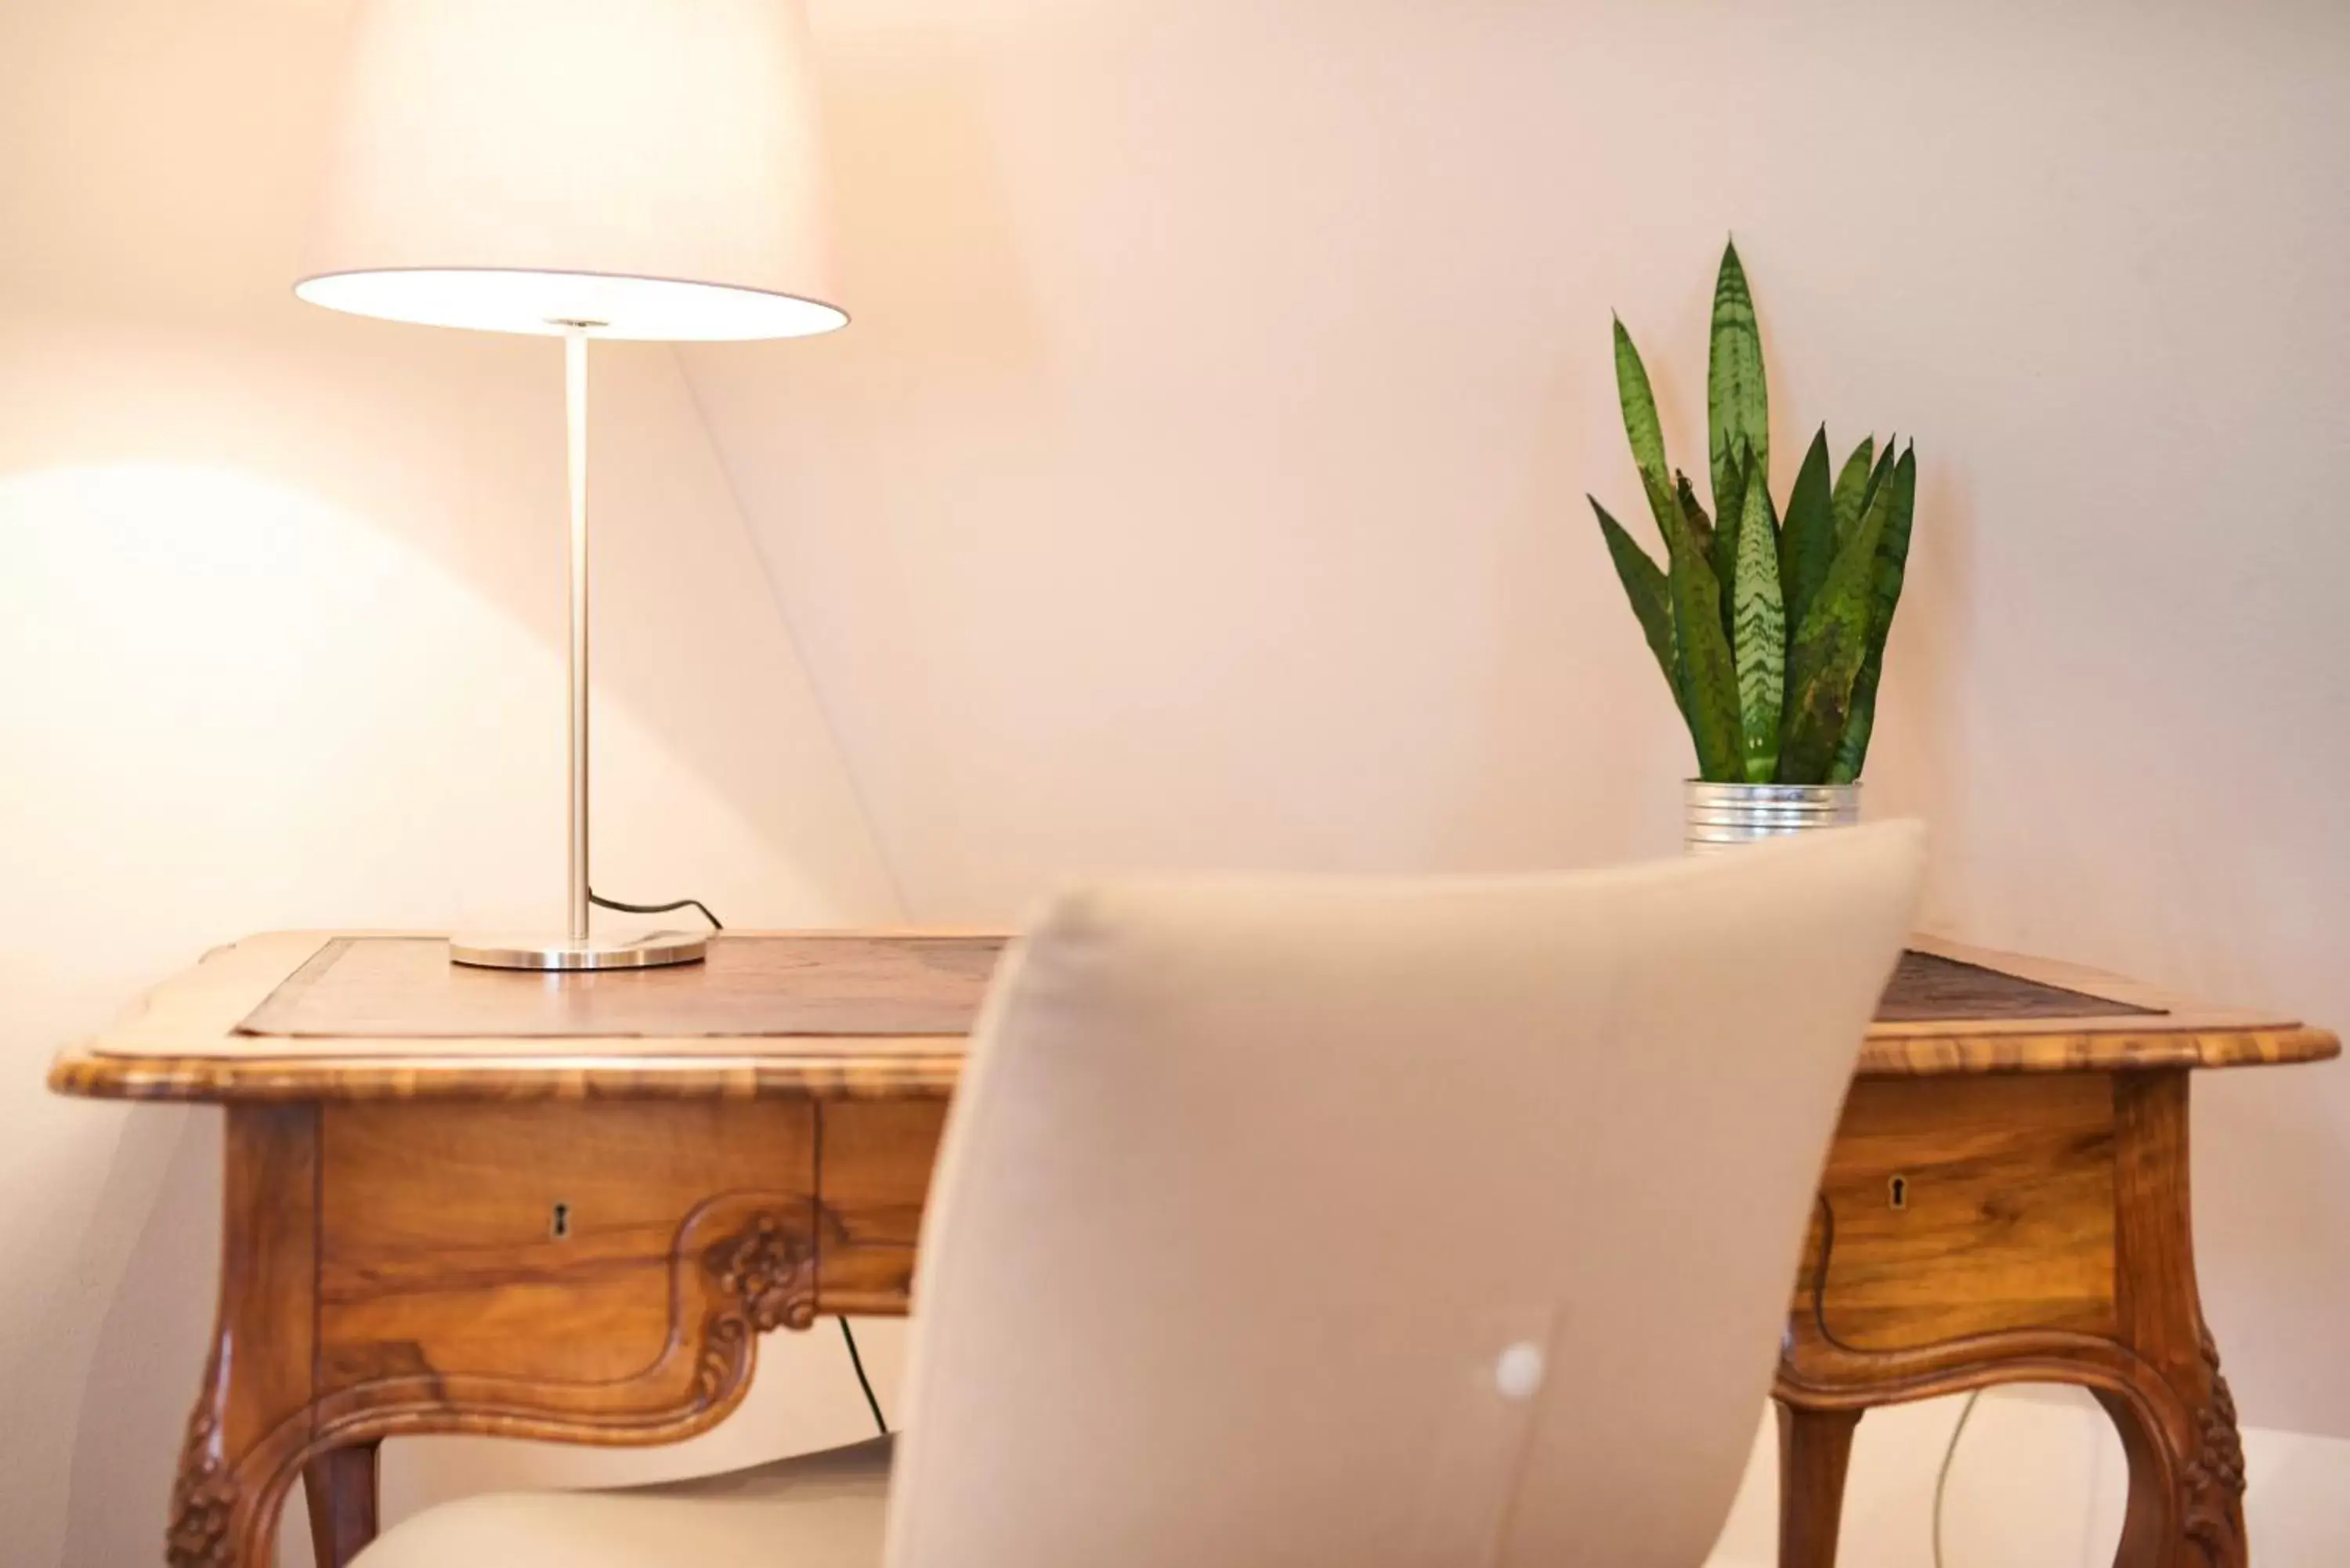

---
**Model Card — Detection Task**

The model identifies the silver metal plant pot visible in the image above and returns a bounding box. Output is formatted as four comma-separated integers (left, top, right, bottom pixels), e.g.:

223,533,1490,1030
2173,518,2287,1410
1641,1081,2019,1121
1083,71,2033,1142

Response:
1684,781,1860,854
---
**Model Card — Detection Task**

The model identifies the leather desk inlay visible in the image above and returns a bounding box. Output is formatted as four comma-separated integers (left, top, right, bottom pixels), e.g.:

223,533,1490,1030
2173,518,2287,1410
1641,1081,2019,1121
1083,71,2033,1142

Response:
240,934,1007,1039
46,928,2337,1568
1874,949,2163,1023
237,940,2152,1042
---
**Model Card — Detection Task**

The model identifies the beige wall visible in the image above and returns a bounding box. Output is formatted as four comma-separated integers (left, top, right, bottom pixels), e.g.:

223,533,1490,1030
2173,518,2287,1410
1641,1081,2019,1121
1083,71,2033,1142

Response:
6,0,2349,1564
0,3,905,1564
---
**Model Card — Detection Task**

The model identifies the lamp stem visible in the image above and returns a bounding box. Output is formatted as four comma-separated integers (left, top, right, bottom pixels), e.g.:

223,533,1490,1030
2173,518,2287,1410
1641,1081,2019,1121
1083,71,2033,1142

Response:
448,321,701,969
564,327,591,945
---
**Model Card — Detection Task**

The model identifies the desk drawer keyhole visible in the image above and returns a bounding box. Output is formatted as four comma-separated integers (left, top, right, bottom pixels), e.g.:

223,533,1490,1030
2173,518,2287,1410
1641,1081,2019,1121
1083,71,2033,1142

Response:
551,1201,573,1240
1889,1176,1909,1212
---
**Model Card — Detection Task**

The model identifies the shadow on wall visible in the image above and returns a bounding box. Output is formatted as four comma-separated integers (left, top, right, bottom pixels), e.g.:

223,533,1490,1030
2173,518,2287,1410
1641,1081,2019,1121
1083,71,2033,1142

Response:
1,316,891,915
62,1110,218,1565
0,443,893,1566
2,6,894,1557
2,0,895,909
1865,457,1973,925
1442,355,1679,869
813,26,1052,390
682,29,1094,909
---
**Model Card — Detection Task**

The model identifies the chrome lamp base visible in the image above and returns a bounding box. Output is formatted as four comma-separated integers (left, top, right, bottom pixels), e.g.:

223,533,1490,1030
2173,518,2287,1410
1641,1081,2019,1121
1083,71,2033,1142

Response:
450,930,709,971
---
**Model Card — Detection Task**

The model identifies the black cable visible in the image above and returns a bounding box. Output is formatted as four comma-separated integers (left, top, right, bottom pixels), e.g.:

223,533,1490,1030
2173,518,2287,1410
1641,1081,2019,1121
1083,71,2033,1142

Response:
840,1318,888,1435
588,889,725,930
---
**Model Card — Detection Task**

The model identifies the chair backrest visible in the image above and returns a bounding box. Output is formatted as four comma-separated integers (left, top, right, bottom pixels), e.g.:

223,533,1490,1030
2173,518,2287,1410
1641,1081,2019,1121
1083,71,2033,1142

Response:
883,822,1924,1568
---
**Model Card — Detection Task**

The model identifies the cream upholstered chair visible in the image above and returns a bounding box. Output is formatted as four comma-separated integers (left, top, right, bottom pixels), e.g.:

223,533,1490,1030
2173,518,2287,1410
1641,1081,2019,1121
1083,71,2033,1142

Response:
356,822,1922,1568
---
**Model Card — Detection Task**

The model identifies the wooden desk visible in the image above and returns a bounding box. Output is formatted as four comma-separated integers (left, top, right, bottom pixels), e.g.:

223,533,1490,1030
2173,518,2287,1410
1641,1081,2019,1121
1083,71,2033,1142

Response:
50,931,2336,1568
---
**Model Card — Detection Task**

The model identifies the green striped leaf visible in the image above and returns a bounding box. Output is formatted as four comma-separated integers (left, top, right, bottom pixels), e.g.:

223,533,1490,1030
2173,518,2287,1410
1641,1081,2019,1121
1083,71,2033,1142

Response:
1856,439,1896,541
1669,538,1746,782
1829,443,1918,782
1674,471,1717,571
1591,497,1683,719
1702,459,1744,644
1644,459,1742,784
1777,466,1896,782
1708,241,1768,515
1778,427,1835,631
1614,316,1672,497
1731,464,1785,782
1830,435,1876,547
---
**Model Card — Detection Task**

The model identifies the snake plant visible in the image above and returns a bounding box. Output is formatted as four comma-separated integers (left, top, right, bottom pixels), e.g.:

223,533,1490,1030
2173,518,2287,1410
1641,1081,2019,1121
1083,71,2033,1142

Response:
1590,240,1915,784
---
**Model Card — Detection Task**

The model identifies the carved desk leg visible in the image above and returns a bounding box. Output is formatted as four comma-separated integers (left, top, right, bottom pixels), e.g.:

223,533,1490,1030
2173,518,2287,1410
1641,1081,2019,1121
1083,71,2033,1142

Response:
1774,1404,1861,1568
2104,1071,2246,1568
173,1105,325,1568
1774,1069,2247,1568
302,1443,380,1568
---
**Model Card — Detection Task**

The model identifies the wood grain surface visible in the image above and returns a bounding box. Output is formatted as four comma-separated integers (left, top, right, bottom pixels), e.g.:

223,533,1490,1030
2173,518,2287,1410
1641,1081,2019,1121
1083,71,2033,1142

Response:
50,930,2338,1104
1794,1074,2118,1351
86,927,2320,1567
172,1103,830,1567
316,1101,815,1385
1777,1404,1864,1568
815,1099,949,1315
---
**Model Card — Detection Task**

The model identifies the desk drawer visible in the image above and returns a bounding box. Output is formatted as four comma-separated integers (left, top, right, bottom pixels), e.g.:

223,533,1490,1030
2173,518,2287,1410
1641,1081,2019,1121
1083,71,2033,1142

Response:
817,1099,950,1313
316,1101,816,1388
1795,1074,2117,1350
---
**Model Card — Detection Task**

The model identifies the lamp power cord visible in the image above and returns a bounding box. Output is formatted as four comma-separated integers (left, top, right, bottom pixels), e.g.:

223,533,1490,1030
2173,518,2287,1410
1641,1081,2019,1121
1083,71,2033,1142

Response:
588,889,726,931
839,1317,888,1436
1931,1389,1981,1568
588,886,889,1438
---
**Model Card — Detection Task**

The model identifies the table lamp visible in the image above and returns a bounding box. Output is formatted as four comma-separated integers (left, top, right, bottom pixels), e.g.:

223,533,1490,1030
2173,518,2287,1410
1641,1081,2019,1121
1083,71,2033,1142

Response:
296,0,845,970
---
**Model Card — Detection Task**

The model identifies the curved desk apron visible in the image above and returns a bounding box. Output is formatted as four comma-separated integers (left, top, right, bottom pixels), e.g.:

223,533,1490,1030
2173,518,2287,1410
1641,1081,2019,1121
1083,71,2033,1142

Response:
50,930,2337,1568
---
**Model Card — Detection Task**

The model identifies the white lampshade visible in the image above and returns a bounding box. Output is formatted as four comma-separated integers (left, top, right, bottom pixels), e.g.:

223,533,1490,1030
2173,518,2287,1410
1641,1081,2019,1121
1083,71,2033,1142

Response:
297,0,844,341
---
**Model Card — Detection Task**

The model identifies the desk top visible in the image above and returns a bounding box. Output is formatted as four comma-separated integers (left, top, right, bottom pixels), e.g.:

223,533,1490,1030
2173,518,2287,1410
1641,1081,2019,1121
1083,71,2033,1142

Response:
49,930,2337,1104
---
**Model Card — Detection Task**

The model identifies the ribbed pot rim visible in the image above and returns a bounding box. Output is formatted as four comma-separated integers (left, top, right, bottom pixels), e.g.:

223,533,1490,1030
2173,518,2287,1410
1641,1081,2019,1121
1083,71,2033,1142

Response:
1683,780,1861,800
1682,779,1861,853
